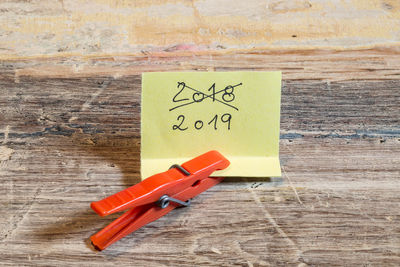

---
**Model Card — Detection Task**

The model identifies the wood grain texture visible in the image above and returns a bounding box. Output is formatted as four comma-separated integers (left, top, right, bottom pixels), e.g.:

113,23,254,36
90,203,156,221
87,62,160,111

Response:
1,0,400,266
0,49,399,265
1,0,400,59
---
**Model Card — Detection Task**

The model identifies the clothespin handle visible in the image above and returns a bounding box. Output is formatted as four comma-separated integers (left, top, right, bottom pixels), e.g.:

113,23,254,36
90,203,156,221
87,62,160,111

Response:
91,150,229,217
91,176,224,250
90,150,229,250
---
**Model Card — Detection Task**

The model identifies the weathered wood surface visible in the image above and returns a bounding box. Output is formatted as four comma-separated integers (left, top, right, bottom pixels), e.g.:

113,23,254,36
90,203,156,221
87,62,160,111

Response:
1,0,400,59
1,49,399,266
1,0,400,266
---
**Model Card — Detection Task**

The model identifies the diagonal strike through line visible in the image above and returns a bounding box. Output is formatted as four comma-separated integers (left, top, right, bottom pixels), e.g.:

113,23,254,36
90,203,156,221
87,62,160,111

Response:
169,82,243,111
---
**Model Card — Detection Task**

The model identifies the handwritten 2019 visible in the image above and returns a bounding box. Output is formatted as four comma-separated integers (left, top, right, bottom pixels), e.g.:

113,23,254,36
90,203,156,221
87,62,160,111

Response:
169,81,242,131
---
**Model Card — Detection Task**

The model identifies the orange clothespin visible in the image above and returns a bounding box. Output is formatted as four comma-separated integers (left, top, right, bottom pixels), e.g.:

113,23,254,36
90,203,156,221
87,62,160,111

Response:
90,150,230,250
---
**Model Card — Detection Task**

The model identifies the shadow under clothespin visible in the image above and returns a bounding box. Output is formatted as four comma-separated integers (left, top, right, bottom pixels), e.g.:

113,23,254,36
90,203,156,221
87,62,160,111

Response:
89,150,230,251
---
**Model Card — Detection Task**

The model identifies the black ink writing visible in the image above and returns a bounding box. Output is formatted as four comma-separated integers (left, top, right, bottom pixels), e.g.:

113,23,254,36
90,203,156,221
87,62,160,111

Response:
192,92,205,102
208,114,218,130
222,85,235,102
172,115,188,131
172,82,189,103
221,113,232,130
172,113,232,131
194,120,204,130
169,82,242,111
208,83,216,102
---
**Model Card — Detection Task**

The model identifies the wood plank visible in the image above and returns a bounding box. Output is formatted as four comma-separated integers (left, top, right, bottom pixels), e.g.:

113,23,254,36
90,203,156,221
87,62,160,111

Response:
1,1,400,264
10,48,400,82
1,0,400,59
1,59,399,265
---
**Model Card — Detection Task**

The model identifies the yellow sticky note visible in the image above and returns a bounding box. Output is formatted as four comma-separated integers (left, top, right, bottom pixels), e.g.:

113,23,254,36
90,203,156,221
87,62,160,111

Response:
141,71,281,178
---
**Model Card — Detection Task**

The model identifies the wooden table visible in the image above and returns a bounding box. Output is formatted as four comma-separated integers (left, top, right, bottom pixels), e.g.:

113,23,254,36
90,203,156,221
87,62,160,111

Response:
1,1,399,266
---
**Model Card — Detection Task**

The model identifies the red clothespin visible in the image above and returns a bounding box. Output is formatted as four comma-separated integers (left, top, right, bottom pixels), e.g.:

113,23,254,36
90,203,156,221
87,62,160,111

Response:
90,150,230,250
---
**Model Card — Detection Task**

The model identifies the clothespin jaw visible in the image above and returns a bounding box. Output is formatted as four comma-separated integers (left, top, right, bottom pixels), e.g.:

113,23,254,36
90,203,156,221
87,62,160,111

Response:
90,150,229,250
